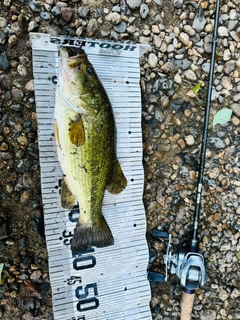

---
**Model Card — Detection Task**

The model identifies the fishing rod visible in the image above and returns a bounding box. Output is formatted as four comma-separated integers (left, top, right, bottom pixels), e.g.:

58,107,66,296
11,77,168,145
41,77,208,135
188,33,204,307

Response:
148,0,221,319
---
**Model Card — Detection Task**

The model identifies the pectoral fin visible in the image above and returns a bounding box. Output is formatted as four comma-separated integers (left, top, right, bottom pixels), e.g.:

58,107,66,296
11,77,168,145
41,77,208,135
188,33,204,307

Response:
107,160,127,194
68,115,85,147
61,177,76,209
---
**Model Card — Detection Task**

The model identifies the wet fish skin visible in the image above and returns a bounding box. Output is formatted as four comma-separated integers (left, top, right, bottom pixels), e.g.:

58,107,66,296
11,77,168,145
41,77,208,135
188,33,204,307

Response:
54,47,127,252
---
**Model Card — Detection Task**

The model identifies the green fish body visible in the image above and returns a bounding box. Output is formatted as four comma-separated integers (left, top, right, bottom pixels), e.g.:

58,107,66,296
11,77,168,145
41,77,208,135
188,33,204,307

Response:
54,47,127,252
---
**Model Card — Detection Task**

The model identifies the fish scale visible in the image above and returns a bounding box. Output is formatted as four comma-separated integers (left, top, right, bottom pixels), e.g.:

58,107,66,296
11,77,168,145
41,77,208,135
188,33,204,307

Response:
55,90,114,218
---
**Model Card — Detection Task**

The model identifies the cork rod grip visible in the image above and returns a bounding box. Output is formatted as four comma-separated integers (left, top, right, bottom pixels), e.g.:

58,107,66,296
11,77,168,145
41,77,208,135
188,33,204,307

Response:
180,291,195,320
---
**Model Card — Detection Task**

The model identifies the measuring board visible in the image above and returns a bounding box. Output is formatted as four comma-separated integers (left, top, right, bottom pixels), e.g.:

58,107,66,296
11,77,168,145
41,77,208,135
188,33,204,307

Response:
31,33,151,320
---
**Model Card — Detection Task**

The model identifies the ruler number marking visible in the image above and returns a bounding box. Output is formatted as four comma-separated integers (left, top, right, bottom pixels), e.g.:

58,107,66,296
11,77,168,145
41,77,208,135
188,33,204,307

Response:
77,297,99,312
73,256,96,270
65,276,82,285
76,283,98,300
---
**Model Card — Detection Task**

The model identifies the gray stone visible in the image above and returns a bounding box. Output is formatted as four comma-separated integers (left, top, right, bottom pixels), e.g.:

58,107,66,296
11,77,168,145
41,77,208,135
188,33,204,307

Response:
178,32,189,46
126,0,141,9
28,21,39,32
4,27,13,37
230,31,240,42
191,33,201,43
40,12,51,20
184,69,197,81
226,251,233,263
29,0,42,12
194,304,203,311
230,288,240,299
161,61,177,74
86,19,98,36
185,135,195,145
218,26,228,37
111,12,121,25
0,33,7,45
153,0,162,5
208,137,226,149
204,42,212,53
229,9,237,20
202,62,210,73
173,0,183,8
204,34,213,52
110,30,119,40
152,79,162,93
112,5,121,12
17,65,27,76
11,88,23,101
0,17,7,28
192,6,206,32
148,53,158,68
140,4,149,19
25,79,34,91
167,44,174,52
233,93,240,102
15,159,32,172
211,89,219,101
51,6,61,16
218,288,229,301
0,52,10,71
18,273,29,280
61,7,73,22
223,49,231,61
228,19,238,31
95,9,103,18
200,310,216,320
0,151,12,160
220,76,232,90
3,0,11,6
183,25,195,36
230,103,240,117
173,59,191,70
159,41,167,52
10,104,22,111
114,21,127,33
224,60,236,75
78,6,90,18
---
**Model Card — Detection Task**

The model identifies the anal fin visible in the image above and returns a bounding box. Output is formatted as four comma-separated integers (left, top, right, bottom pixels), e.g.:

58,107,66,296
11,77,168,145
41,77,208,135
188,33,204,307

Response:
61,177,76,209
107,160,127,194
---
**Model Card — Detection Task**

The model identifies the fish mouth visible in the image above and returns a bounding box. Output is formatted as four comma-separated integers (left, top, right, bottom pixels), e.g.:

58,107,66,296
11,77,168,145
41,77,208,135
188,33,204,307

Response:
60,46,86,58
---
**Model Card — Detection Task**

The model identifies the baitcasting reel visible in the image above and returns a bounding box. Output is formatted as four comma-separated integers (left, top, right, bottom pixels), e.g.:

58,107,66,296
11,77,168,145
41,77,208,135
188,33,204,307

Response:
148,230,207,293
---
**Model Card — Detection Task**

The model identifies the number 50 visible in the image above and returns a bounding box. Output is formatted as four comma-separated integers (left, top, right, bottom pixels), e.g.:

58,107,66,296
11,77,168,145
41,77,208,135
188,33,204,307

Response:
76,283,99,312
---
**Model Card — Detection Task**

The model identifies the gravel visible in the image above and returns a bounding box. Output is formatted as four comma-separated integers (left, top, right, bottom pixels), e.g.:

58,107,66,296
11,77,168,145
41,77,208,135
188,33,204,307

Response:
0,0,239,319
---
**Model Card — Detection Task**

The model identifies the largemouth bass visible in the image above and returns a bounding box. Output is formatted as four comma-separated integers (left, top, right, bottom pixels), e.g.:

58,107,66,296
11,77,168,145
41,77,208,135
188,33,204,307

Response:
54,47,127,252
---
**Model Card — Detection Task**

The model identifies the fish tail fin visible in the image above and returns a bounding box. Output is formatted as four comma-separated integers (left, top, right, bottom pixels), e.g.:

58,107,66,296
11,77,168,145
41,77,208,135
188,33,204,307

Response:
70,216,114,252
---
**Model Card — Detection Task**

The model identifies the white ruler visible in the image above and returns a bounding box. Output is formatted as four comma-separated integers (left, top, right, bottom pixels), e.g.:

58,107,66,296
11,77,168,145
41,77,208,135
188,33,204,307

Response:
31,33,151,320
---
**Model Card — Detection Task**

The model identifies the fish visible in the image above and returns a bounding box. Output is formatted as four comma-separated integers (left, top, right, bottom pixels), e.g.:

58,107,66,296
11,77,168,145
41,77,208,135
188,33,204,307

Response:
54,47,127,252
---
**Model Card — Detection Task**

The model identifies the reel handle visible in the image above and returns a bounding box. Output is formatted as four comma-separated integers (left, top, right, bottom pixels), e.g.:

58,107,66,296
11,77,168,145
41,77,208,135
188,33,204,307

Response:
180,291,195,320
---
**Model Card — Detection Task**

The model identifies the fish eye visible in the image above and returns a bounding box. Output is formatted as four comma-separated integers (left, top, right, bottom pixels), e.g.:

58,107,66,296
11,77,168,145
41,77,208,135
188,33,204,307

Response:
87,67,94,74
78,63,86,70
